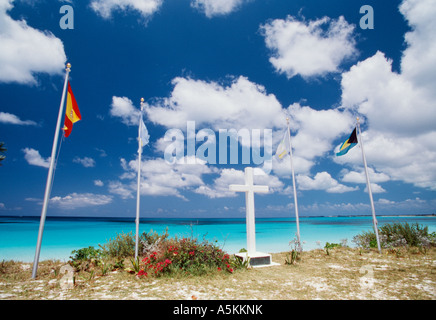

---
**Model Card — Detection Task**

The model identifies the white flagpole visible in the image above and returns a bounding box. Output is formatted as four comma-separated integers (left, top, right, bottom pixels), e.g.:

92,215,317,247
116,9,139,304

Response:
286,117,301,250
32,63,71,279
135,98,144,260
356,117,381,253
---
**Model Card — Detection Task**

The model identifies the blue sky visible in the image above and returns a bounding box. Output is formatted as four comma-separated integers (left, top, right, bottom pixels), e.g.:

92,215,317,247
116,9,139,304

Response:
1,0,435,218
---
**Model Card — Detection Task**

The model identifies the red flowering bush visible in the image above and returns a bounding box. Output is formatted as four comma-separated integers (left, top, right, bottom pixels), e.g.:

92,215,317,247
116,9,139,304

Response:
135,236,237,277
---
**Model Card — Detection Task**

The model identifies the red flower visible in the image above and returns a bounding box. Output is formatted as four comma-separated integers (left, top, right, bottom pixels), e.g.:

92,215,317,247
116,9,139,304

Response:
217,267,222,271
137,269,148,277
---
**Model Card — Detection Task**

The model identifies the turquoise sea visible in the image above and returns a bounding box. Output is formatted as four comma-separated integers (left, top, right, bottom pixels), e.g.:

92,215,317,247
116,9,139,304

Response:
1,215,435,262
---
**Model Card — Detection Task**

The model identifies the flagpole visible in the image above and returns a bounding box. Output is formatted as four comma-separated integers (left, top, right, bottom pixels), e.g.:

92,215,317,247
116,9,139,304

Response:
286,118,301,250
356,117,381,253
32,63,71,279
135,98,144,260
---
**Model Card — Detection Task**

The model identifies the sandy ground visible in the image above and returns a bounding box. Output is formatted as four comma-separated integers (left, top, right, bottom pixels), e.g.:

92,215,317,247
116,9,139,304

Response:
1,248,435,300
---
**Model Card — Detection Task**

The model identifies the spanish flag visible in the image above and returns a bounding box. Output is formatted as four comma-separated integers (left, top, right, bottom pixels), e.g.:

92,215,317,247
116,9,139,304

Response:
336,127,358,156
63,82,81,137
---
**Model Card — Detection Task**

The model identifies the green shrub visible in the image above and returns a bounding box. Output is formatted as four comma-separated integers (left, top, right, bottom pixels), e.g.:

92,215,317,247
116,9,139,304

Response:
100,232,136,258
324,242,342,255
353,222,436,249
69,246,103,271
140,228,169,255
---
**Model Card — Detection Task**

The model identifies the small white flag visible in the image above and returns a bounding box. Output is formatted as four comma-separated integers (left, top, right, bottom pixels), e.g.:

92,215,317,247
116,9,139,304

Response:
139,114,150,152
275,131,290,161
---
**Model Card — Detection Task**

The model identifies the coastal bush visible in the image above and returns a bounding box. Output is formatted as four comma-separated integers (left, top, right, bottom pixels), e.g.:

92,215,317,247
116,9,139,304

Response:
100,232,136,258
324,242,342,256
69,246,103,271
140,228,169,256
70,230,246,278
352,222,436,250
137,235,240,278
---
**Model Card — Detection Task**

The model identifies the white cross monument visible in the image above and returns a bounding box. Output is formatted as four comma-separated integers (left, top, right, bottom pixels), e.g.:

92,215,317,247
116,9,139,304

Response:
229,167,273,266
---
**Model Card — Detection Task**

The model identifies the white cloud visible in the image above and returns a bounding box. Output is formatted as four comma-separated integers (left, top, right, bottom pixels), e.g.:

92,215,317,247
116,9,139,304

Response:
286,103,355,160
297,171,358,193
73,156,96,168
399,0,436,92
111,156,215,200
109,96,140,126
108,180,135,199
338,0,436,191
0,112,36,125
0,0,66,84
261,15,357,79
364,183,386,194
195,167,284,198
94,180,104,187
341,168,390,184
22,148,50,168
50,192,113,209
90,0,162,19
146,75,355,179
145,76,284,131
191,0,248,18
341,51,435,135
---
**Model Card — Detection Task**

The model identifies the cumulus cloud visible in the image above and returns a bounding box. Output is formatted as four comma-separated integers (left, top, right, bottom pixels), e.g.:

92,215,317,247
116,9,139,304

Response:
94,180,104,187
145,75,355,177
195,167,284,198
338,0,436,190
73,156,96,168
341,51,435,135
90,0,162,19
286,103,354,161
110,156,216,200
0,0,66,84
399,0,436,92
341,167,390,184
50,193,113,209
191,0,248,18
261,15,357,79
0,112,36,125
145,76,284,131
297,171,358,193
109,96,140,126
22,148,50,168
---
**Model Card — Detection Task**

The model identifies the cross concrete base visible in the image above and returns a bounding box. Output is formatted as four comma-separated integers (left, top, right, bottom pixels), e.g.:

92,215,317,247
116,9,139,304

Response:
235,252,280,268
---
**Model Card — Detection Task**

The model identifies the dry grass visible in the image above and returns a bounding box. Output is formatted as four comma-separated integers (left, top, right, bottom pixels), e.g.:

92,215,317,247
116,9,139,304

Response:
1,247,435,300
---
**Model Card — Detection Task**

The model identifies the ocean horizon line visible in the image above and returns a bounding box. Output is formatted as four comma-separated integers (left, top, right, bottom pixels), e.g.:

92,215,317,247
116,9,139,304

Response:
1,213,435,221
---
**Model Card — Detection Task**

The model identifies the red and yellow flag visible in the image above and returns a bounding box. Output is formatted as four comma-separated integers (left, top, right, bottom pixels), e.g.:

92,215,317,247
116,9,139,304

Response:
63,82,81,137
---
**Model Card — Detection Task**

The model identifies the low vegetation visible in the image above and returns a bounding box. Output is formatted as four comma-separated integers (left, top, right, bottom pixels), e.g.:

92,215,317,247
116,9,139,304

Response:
67,229,246,280
353,222,436,252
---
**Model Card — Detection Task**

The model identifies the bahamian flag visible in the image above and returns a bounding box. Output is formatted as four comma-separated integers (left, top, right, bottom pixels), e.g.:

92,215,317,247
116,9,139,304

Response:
336,127,358,156
275,130,290,160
